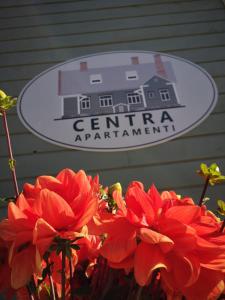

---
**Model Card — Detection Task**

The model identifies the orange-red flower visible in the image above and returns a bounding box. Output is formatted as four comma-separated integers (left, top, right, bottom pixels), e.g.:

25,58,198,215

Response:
0,202,42,289
96,183,225,299
0,169,99,290
182,267,225,300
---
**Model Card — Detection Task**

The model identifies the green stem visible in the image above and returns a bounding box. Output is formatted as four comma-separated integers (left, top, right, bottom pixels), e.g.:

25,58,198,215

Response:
198,176,210,206
1,110,19,197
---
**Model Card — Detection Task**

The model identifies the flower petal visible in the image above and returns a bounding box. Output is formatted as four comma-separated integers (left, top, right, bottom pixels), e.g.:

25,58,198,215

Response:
134,242,168,286
8,202,27,221
126,186,155,226
33,218,57,256
138,228,174,253
100,218,137,263
113,190,127,216
108,254,134,273
161,252,200,290
11,246,36,289
183,268,224,300
165,205,201,224
147,184,163,214
33,189,75,229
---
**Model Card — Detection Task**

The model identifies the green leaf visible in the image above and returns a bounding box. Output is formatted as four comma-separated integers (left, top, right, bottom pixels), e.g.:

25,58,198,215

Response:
49,244,57,252
217,200,225,216
197,163,225,185
8,158,16,171
65,246,72,259
0,89,17,112
71,244,80,250
56,247,62,256
200,163,209,175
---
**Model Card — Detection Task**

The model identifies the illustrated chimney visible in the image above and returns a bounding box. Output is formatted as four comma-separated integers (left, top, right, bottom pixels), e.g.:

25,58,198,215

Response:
131,56,139,65
154,54,167,78
80,61,88,71
58,70,61,95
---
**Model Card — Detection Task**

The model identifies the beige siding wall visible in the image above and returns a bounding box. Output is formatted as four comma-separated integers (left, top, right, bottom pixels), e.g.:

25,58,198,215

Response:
0,0,225,210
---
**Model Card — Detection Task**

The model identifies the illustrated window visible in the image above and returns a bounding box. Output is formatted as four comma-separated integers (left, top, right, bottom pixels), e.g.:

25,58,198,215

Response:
99,95,113,107
159,89,171,101
148,91,155,99
127,92,142,104
80,97,90,109
126,70,138,80
90,74,102,84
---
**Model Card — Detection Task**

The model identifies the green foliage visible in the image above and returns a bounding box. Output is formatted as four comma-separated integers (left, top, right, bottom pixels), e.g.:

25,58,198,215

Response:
8,158,16,171
52,236,82,259
0,197,15,206
0,89,17,113
197,163,225,185
102,182,123,213
217,200,225,217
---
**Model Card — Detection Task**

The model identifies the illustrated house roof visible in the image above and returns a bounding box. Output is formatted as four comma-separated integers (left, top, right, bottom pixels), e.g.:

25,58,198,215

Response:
58,60,176,96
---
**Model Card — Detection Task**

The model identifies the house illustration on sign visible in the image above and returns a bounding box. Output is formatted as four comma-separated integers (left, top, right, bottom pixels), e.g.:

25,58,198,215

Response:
57,54,182,119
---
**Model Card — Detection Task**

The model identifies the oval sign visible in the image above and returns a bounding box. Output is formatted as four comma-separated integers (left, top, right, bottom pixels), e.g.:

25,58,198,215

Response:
18,51,217,152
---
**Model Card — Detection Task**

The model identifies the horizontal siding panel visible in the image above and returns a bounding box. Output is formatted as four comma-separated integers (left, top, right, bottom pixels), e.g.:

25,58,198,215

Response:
0,35,225,70
0,0,204,17
0,133,61,156
215,94,225,113
172,46,225,63
0,63,54,82
0,80,28,96
0,149,130,181
0,0,91,8
126,134,225,168
1,10,225,42
0,0,217,18
0,1,222,29
0,0,202,9
0,204,7,220
1,21,225,54
200,61,225,77
0,108,225,137
215,77,225,93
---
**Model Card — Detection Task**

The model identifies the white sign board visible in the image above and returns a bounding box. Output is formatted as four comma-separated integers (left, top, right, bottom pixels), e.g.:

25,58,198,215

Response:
17,51,217,151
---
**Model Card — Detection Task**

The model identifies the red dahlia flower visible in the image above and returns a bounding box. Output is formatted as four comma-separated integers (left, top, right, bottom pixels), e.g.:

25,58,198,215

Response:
96,183,225,299
0,169,99,289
